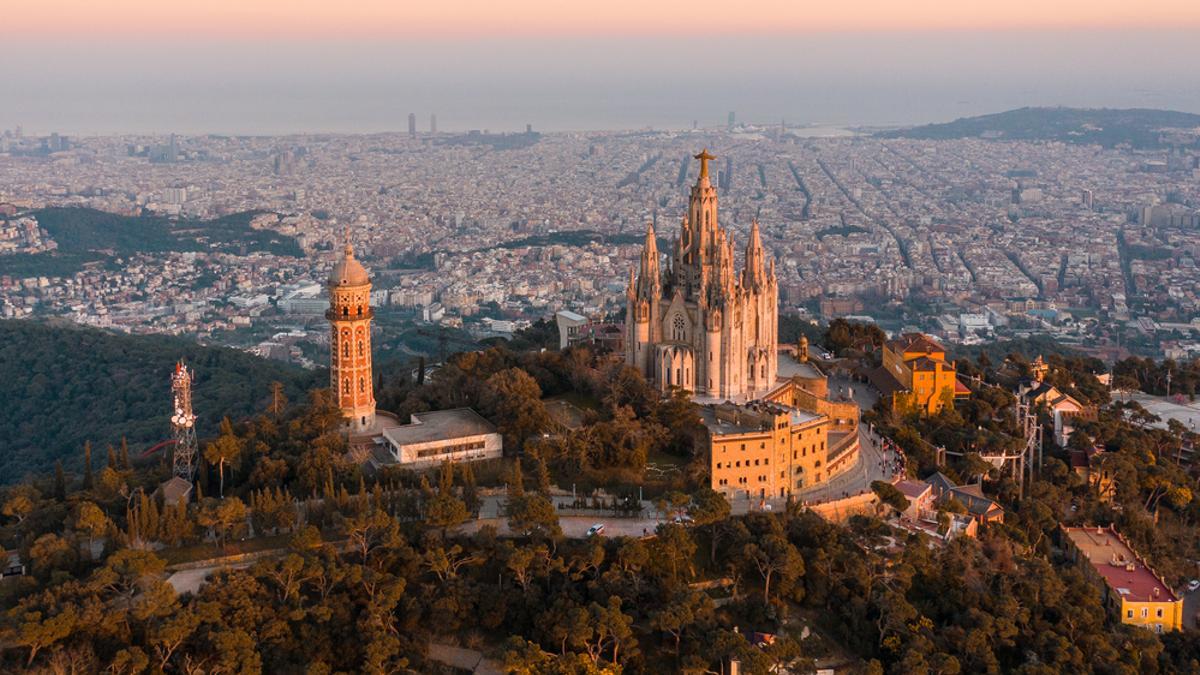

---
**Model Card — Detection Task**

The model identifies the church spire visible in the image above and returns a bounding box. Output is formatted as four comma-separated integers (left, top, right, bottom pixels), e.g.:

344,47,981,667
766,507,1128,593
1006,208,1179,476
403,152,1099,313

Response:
637,221,661,298
743,219,766,290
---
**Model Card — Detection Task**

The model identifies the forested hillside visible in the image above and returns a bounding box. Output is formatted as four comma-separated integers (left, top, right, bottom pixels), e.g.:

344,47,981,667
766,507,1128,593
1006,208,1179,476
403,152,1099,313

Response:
0,207,303,278
0,320,319,482
877,107,1200,149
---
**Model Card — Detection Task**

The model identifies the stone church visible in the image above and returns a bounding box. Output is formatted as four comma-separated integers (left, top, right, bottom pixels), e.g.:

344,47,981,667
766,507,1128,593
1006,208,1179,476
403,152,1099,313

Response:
625,150,778,399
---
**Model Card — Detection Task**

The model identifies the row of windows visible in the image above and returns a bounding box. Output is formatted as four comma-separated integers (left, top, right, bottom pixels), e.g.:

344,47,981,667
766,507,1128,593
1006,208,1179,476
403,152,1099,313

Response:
341,377,368,395
415,440,487,459
335,340,367,359
716,457,771,469
714,475,770,485
1128,608,1166,619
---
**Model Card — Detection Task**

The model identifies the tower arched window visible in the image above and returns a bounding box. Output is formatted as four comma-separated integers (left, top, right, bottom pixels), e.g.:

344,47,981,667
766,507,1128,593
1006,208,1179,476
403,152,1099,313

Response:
357,305,363,317
342,341,350,358
358,340,364,358
359,377,365,393
342,307,348,317
343,378,351,395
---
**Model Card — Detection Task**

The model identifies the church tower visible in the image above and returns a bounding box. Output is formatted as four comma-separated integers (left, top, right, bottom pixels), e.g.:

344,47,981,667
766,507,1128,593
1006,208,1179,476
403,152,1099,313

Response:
625,149,779,399
327,237,376,432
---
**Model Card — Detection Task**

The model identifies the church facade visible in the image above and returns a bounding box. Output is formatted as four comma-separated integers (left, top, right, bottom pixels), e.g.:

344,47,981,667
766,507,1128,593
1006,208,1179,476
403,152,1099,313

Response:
625,150,778,399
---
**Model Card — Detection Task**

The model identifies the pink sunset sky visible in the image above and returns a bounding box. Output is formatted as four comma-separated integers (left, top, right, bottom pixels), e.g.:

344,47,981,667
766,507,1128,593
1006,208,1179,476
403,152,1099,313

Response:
5,0,1200,39
3,0,1199,134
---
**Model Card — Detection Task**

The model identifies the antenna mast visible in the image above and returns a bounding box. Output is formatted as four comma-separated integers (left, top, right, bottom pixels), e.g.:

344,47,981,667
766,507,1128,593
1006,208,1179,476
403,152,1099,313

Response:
170,362,198,481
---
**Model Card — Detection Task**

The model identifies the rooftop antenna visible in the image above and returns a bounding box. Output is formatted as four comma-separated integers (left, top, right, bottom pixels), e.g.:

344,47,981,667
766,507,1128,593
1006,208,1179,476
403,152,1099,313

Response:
170,361,198,481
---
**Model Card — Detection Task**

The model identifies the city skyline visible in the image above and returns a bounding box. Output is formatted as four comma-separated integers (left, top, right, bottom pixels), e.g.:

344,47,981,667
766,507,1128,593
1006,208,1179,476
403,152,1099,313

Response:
3,0,1200,134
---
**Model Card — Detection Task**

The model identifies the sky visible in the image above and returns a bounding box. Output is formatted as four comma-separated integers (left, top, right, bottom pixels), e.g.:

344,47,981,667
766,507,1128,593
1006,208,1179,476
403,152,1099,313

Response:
3,1,1200,135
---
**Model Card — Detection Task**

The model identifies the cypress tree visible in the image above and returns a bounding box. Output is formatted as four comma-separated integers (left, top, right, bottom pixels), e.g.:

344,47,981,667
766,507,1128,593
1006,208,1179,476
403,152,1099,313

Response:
119,437,131,470
82,441,94,490
54,460,67,501
106,444,118,470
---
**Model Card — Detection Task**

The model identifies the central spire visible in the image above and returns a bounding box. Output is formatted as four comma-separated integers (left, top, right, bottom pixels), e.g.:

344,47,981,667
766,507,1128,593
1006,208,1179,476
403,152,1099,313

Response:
694,148,716,181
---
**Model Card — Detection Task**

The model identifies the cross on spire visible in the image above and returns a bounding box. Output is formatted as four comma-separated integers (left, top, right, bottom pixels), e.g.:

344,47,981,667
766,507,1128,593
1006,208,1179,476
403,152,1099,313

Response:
694,148,716,180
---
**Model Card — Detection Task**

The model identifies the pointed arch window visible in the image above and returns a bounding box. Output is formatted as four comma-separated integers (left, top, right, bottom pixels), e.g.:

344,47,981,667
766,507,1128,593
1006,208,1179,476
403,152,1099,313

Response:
343,378,351,395
342,341,350,358
358,340,365,358
672,314,686,341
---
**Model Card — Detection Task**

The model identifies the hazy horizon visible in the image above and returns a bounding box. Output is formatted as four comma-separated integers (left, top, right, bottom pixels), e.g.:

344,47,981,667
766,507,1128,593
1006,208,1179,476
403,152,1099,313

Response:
4,4,1200,136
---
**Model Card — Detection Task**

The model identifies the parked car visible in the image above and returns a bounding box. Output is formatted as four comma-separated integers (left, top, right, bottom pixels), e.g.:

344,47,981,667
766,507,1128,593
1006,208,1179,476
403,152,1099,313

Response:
673,514,695,525
1187,579,1200,592
586,523,606,537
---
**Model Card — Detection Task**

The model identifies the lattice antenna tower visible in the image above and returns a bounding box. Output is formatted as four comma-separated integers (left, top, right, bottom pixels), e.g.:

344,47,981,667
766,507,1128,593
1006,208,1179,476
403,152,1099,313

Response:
170,361,198,481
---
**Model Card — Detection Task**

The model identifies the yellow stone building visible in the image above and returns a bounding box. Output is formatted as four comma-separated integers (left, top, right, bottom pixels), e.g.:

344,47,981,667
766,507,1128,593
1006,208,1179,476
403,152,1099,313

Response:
703,398,830,500
872,333,968,415
1063,526,1183,633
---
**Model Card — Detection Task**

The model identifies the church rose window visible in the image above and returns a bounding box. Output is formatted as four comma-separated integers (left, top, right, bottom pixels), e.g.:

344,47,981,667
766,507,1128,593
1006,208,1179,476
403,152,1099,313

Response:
672,314,685,340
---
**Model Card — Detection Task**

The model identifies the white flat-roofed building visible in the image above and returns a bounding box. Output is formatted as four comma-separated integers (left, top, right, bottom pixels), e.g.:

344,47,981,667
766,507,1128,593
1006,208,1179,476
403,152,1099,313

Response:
376,408,502,469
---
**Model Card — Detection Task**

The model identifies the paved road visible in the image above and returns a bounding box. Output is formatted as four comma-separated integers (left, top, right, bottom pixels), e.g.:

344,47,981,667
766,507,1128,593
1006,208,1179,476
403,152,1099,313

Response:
427,643,503,675
166,560,254,594
829,373,880,410
461,514,664,539
1114,391,1200,432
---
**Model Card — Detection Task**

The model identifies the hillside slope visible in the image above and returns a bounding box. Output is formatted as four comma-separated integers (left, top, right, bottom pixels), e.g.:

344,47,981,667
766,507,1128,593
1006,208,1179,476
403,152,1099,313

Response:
877,107,1200,148
0,207,303,278
0,320,320,482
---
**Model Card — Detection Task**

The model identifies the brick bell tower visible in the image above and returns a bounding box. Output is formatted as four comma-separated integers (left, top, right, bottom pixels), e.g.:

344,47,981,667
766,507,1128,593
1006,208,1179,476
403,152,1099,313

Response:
327,235,376,433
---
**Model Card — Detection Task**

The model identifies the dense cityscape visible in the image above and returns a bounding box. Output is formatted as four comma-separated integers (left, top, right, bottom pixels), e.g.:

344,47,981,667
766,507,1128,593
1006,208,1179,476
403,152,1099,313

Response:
3,122,1200,367
4,1,1200,673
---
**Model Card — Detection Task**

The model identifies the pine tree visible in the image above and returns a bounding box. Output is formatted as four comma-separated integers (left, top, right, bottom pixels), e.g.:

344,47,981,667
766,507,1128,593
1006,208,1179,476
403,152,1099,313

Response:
54,460,66,501
82,441,94,490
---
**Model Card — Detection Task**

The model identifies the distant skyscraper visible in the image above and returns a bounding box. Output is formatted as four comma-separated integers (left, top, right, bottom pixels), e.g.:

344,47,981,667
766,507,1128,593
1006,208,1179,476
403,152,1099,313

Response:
727,111,735,131
408,113,416,138
430,114,437,134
